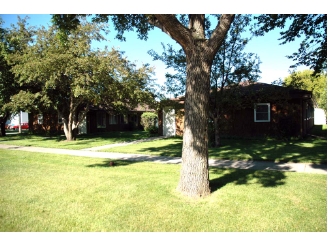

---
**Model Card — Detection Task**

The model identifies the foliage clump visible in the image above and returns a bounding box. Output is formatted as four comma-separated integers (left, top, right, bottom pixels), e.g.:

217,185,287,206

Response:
140,112,158,134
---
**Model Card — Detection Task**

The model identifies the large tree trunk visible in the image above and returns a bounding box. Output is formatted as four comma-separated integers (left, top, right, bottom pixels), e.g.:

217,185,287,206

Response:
153,14,235,198
177,48,212,198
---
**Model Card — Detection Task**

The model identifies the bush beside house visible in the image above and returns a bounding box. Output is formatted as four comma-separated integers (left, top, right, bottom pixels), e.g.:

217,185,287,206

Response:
140,112,159,135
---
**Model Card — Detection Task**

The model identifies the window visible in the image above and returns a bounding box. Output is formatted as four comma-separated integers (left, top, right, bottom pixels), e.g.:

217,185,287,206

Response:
37,114,43,124
97,111,106,128
254,103,270,122
123,115,128,124
109,114,117,125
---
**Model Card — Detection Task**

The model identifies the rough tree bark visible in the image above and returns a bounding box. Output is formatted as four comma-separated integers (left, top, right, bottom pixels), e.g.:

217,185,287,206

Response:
177,47,212,197
153,14,235,198
61,96,81,141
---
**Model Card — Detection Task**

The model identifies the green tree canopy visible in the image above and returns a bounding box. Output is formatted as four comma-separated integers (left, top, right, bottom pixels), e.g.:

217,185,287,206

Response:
0,16,32,136
149,15,262,97
253,14,327,74
6,17,156,141
283,70,327,112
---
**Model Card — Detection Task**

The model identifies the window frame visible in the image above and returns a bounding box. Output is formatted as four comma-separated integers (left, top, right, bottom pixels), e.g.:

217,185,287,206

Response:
37,114,43,125
254,103,271,122
109,114,117,125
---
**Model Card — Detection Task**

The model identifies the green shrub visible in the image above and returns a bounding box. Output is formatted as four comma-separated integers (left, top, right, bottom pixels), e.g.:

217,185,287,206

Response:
140,112,158,135
147,125,159,134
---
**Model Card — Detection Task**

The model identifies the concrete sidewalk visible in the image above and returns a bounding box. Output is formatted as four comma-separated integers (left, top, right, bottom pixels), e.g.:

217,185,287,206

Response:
80,136,169,151
0,144,326,174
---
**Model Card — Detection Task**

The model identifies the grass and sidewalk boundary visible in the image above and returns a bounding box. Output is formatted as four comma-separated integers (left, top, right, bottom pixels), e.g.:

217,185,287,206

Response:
0,142,326,174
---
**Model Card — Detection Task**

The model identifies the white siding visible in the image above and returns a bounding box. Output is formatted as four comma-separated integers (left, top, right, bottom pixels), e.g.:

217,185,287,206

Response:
10,112,28,124
314,108,326,125
163,107,176,137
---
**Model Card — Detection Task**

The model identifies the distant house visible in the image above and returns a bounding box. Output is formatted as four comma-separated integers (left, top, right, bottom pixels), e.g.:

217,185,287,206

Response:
29,104,155,135
159,82,314,139
83,104,155,134
8,112,29,125
4,111,29,130
29,111,64,134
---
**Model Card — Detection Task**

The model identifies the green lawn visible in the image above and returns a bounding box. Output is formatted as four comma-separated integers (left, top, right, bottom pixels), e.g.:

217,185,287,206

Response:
0,131,149,150
102,136,327,164
1,128,326,163
0,149,326,232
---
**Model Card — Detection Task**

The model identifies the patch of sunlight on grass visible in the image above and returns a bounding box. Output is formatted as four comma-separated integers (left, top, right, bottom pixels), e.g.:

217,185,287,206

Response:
296,142,315,148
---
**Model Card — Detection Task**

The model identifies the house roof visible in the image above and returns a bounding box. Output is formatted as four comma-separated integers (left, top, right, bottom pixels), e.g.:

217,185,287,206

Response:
130,104,155,112
169,81,312,98
88,103,155,112
165,82,312,103
235,81,312,99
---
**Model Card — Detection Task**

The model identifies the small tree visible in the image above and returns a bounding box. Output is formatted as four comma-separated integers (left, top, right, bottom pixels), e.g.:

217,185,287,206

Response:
140,112,158,134
7,17,155,141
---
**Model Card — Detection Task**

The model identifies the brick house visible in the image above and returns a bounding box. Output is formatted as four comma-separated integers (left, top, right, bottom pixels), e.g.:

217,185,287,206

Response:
159,82,314,138
29,104,155,135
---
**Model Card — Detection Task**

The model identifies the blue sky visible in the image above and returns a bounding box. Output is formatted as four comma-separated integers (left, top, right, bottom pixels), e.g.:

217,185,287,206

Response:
0,13,310,96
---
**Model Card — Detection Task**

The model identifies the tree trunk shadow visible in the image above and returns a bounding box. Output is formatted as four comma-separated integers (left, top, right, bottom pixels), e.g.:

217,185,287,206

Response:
209,167,287,192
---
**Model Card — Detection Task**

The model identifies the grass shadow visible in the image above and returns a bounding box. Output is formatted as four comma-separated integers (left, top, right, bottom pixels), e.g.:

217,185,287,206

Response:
139,142,182,157
208,136,327,164
308,163,327,171
310,125,327,138
86,160,132,168
126,137,183,157
209,167,287,193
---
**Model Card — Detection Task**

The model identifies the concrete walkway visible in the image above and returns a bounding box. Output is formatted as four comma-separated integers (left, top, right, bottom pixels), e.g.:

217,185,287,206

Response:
80,136,169,151
0,143,326,174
